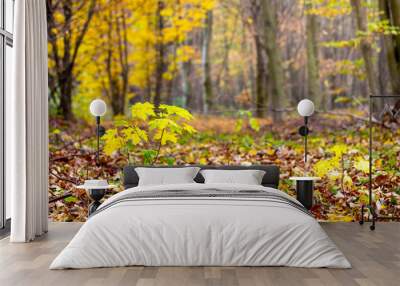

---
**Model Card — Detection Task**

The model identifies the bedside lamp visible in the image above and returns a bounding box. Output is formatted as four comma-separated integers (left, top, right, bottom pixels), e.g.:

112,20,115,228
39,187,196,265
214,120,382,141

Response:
297,99,315,163
90,99,107,165
290,99,318,210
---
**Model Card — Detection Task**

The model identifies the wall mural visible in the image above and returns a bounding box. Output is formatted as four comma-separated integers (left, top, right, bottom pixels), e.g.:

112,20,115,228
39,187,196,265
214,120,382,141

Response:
48,0,400,222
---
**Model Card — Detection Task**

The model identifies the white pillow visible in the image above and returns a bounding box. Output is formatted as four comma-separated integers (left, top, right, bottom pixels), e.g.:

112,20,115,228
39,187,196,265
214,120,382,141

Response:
200,169,266,185
135,167,200,186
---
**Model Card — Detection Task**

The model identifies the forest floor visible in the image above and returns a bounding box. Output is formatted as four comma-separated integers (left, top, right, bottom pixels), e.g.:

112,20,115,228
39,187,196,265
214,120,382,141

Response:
49,111,400,222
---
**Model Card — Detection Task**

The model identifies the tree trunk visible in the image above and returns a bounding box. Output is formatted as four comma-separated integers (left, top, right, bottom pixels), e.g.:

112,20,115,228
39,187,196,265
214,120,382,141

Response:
154,1,165,107
47,0,97,120
305,2,322,108
103,6,127,116
254,35,266,117
351,0,379,99
58,0,73,120
379,0,400,95
145,40,153,102
116,12,129,115
181,39,193,109
249,64,256,110
261,0,284,122
202,10,214,113
166,45,177,105
59,72,73,120
389,0,400,61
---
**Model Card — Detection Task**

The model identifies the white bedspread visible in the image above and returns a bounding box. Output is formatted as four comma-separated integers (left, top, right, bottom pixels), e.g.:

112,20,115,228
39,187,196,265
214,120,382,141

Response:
50,183,351,269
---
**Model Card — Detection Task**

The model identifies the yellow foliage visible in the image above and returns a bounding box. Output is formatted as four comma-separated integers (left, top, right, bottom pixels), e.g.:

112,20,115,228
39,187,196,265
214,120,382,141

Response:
234,111,260,133
102,102,196,159
235,119,243,133
159,104,193,120
149,118,179,131
265,148,275,156
327,170,341,180
329,144,348,158
131,102,156,121
248,149,258,156
343,174,353,188
313,158,340,178
249,118,260,132
102,129,126,156
182,123,196,134
177,45,196,62
327,214,353,222
199,158,208,165
359,193,369,204
354,157,370,173
60,0,215,119
305,0,352,18
122,127,148,145
156,130,178,145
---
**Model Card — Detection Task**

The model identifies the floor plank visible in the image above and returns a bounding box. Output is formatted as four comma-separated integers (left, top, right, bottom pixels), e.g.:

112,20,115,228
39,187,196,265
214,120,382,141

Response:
0,222,399,286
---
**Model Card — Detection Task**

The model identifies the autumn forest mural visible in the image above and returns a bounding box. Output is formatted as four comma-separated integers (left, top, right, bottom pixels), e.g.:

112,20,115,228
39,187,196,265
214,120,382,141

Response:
47,0,400,222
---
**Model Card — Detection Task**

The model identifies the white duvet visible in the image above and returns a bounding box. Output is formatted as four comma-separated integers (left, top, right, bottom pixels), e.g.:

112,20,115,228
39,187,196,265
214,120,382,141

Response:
50,183,351,269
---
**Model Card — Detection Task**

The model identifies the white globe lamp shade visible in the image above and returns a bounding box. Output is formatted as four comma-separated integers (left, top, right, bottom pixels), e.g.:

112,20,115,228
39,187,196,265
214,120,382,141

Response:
90,99,107,117
297,99,315,117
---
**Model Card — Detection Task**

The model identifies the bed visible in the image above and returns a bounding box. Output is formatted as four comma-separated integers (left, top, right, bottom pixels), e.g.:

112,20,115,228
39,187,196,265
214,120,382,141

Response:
50,165,351,269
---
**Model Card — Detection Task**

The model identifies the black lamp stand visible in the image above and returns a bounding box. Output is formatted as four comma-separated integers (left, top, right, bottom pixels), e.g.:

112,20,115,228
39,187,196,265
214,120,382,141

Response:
292,115,316,210
95,116,106,166
299,116,310,163
359,94,400,230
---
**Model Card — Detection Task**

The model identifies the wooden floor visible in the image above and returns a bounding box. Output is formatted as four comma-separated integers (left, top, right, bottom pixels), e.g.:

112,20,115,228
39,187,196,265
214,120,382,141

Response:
0,222,399,286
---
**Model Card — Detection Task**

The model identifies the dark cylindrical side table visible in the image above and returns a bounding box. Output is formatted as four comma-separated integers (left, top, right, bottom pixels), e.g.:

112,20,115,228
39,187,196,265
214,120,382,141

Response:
289,177,320,210
77,180,116,216
87,188,106,215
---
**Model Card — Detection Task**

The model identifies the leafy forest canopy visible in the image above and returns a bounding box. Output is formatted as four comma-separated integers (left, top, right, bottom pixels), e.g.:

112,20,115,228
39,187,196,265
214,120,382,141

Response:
47,0,400,120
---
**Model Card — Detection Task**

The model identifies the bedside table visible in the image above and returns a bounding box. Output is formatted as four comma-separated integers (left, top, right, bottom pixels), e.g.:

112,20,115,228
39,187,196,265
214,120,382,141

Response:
77,180,116,216
289,177,320,210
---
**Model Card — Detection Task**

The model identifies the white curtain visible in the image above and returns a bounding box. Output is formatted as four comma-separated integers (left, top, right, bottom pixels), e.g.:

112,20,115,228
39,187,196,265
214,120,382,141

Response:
9,0,49,242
